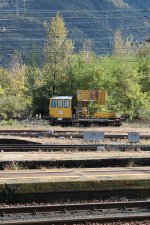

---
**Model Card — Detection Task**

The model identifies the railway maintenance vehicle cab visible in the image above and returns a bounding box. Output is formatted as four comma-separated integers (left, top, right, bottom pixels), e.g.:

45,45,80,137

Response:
49,90,122,126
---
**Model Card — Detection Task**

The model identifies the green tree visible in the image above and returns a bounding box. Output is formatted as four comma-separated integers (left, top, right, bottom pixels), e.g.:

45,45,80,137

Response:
24,44,50,115
137,43,150,93
104,57,149,120
43,13,74,95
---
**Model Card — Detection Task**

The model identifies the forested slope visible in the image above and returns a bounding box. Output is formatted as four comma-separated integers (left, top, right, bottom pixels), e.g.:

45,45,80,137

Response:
0,11,150,121
0,0,149,65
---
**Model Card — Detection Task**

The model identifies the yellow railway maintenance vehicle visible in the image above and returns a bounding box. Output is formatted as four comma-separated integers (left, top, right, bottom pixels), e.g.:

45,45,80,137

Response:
49,90,122,126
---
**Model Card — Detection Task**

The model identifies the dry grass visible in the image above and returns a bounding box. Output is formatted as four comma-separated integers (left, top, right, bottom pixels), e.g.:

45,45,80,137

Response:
4,161,20,171
1,151,150,162
74,221,150,225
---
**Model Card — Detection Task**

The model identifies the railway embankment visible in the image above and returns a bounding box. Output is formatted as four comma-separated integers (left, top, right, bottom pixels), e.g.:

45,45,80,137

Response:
0,151,150,169
0,128,149,223
0,168,150,203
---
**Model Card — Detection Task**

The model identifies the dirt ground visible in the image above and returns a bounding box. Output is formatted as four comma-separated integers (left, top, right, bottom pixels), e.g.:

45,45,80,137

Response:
0,151,150,162
0,121,150,145
0,121,150,133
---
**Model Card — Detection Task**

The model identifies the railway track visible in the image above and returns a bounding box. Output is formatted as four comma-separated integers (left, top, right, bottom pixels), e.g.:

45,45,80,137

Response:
0,130,150,139
0,201,150,225
0,144,149,151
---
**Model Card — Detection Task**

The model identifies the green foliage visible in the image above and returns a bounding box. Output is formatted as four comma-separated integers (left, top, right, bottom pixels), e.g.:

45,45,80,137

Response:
25,66,45,113
89,102,107,114
0,13,150,122
0,119,15,126
68,52,150,121
138,106,150,122
69,54,104,91
0,95,31,120
137,43,150,94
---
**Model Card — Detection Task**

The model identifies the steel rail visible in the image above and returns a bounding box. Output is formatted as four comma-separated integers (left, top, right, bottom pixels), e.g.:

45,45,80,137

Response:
0,129,149,134
0,130,150,139
1,215,150,225
52,133,150,139
0,144,149,151
0,201,150,214
0,201,150,225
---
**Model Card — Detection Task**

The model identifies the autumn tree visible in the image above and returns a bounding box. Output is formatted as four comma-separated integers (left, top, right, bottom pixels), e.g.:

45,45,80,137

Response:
0,52,31,120
43,13,74,95
8,51,25,97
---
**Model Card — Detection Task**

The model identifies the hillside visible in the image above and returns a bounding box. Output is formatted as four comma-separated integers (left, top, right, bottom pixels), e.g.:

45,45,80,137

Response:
0,0,149,66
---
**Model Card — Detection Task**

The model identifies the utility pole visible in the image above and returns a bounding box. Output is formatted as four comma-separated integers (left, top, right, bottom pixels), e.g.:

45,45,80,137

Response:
23,0,26,14
83,39,92,63
110,35,112,50
16,2,19,16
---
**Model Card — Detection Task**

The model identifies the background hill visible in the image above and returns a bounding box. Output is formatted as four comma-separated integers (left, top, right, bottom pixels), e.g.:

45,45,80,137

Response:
0,0,149,66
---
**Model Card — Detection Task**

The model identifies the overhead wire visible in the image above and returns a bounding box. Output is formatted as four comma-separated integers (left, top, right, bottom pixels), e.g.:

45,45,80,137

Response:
0,7,149,60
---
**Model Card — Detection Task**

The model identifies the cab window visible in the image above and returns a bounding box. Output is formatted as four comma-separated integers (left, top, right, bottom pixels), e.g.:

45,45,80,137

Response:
51,99,56,108
64,99,70,108
58,99,63,108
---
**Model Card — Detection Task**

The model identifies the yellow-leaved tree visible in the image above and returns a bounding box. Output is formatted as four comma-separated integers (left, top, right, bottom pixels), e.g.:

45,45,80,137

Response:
0,51,31,120
43,13,74,95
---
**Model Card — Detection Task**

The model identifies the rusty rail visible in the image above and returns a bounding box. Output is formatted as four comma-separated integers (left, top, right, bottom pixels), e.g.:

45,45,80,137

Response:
0,201,150,225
